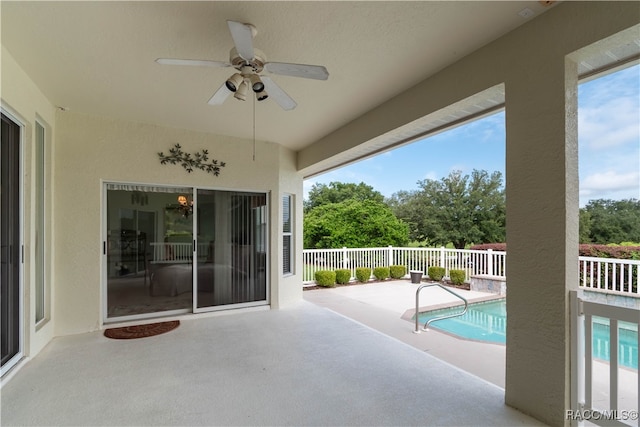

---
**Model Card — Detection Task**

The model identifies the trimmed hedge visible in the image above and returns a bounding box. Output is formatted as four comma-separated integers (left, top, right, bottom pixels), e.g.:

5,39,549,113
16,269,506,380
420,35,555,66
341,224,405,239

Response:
315,270,336,287
449,269,466,285
579,244,640,260
469,242,640,260
427,265,447,282
355,267,371,283
469,243,506,251
390,265,406,279
428,266,446,281
335,269,351,285
373,266,390,280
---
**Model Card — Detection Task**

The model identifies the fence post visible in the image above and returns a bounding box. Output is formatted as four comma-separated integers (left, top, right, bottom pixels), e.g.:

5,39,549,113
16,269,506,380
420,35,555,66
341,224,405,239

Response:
342,247,348,269
439,246,445,268
388,246,393,267
487,249,494,276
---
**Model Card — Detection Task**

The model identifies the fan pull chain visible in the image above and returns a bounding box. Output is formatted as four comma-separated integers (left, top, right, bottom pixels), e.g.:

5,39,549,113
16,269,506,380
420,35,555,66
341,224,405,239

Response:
252,96,256,161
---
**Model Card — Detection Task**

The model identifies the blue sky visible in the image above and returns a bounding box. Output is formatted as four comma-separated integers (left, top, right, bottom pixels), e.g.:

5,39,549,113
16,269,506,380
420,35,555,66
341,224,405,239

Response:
304,64,640,208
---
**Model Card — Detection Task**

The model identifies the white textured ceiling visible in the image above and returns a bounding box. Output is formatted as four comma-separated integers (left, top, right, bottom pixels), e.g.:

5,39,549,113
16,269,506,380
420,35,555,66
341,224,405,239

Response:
2,1,558,151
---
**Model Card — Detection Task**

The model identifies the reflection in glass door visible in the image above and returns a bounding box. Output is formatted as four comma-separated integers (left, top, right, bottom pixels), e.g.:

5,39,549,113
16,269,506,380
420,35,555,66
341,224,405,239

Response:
195,190,267,310
106,185,193,320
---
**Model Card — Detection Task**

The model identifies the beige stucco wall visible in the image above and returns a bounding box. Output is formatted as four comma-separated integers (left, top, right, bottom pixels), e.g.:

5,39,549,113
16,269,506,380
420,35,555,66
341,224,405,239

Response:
1,47,57,359
2,41,304,369
296,3,639,426
274,144,304,308
53,111,302,335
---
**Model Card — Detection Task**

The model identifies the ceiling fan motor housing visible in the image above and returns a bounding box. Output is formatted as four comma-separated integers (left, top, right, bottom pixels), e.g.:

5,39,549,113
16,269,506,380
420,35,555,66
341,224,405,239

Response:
230,47,265,74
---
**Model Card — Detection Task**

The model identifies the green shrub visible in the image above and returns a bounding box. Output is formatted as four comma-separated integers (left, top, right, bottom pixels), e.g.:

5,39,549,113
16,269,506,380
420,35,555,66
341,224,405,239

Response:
449,269,466,285
315,270,336,287
335,269,351,285
389,265,406,279
355,267,371,283
373,266,390,281
428,266,446,281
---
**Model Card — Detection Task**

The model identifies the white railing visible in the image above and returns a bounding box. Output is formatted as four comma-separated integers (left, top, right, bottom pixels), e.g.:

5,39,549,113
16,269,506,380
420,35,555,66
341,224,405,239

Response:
303,246,639,296
150,242,211,263
570,290,639,426
303,247,391,281
302,246,506,283
580,257,640,295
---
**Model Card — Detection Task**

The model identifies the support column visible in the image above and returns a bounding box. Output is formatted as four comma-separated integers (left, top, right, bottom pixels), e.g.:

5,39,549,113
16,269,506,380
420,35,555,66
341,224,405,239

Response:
504,57,579,426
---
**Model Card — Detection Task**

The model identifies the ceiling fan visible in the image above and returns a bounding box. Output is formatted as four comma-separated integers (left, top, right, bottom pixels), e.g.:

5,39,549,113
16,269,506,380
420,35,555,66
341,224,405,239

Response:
156,20,329,111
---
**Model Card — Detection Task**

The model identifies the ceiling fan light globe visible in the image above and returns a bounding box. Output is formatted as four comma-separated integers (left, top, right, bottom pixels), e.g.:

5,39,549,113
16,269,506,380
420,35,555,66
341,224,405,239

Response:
234,81,249,101
225,73,243,92
248,74,265,93
256,90,268,101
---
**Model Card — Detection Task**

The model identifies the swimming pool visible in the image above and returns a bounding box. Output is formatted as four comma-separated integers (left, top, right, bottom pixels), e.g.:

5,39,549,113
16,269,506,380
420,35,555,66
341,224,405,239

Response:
416,299,638,369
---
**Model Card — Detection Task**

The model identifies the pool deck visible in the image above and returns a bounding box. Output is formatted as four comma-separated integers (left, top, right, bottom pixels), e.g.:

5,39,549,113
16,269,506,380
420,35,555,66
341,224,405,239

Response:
304,280,639,413
303,280,508,387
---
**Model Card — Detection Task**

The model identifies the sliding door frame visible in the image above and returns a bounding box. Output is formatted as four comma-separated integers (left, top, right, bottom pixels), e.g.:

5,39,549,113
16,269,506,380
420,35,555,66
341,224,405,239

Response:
101,181,270,323
1,107,24,377
192,187,270,314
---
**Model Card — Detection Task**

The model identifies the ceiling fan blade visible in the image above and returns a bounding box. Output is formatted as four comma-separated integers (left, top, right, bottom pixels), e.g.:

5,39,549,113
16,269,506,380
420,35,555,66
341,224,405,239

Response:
156,58,231,68
208,83,232,105
227,20,255,61
265,62,329,80
261,76,297,111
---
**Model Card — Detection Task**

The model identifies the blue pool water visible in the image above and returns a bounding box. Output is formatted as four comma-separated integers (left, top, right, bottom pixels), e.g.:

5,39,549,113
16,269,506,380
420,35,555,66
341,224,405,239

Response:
416,299,638,369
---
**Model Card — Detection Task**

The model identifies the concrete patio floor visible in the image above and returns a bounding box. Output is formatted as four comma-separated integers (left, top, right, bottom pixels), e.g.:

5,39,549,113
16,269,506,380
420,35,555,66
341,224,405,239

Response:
303,280,508,387
0,283,545,426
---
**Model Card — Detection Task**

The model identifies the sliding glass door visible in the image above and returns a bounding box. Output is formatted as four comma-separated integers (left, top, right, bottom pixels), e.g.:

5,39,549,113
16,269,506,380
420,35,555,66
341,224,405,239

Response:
1,112,22,374
105,184,268,321
195,190,267,310
106,185,193,319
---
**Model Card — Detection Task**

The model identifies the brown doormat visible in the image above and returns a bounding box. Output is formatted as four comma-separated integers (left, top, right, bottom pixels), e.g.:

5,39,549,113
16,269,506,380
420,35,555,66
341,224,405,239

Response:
104,320,180,339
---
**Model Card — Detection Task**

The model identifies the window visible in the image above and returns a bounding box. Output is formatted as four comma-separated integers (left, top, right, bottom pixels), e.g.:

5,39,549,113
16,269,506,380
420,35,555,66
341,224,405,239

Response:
282,194,293,275
35,120,47,325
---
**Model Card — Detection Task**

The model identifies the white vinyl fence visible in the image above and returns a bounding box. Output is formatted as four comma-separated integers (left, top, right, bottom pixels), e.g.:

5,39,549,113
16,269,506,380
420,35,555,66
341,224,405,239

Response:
303,246,639,296
580,257,640,295
151,242,211,263
570,291,640,426
302,246,506,284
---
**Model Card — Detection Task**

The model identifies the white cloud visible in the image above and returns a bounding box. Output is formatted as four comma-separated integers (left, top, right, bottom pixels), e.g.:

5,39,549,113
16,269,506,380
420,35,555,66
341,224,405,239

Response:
579,97,640,150
582,170,639,191
579,65,640,151
578,65,640,206
580,170,640,205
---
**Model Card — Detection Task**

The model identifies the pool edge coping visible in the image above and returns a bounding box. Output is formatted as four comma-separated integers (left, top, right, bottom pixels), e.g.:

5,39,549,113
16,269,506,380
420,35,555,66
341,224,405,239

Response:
400,293,504,323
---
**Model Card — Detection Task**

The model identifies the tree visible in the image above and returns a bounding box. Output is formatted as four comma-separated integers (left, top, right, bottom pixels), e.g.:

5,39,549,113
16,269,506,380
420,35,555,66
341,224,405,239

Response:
580,199,640,244
389,170,505,248
386,189,438,243
579,209,592,243
304,199,409,249
304,182,384,213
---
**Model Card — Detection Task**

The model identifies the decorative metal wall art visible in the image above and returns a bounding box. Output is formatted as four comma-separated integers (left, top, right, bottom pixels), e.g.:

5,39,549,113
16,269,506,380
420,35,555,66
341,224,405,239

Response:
158,144,226,176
